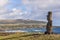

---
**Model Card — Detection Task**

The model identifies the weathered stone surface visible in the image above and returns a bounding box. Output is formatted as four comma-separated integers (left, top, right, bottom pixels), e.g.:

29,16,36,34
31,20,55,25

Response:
45,11,53,34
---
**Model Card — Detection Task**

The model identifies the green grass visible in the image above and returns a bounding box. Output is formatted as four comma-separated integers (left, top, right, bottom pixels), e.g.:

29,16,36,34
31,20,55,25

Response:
0,32,60,40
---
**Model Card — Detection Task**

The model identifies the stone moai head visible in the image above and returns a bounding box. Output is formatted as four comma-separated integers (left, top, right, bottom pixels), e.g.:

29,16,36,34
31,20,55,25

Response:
48,12,52,15
47,11,52,21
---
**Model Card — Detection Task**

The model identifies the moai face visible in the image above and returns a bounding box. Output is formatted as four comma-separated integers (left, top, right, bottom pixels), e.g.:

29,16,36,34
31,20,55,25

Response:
47,12,52,21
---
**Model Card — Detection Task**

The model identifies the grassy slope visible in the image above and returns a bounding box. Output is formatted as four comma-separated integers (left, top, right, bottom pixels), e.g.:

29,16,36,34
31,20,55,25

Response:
0,32,60,40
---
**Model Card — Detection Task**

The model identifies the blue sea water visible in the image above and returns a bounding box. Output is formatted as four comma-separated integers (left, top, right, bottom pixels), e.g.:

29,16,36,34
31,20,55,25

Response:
5,27,60,34
53,27,60,34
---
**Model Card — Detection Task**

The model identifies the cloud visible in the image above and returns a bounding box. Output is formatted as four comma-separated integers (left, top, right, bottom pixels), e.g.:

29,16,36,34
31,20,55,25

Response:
22,0,60,9
0,0,9,19
53,11,60,19
0,0,60,25
22,0,60,19
0,0,8,6
0,8,28,19
0,0,60,21
10,8,22,16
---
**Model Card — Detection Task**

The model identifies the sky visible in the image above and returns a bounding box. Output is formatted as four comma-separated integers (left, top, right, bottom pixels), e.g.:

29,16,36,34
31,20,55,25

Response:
0,0,60,26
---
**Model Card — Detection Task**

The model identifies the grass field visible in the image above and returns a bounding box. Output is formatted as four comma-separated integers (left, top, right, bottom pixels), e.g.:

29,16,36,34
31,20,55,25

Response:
0,32,60,40
0,24,59,40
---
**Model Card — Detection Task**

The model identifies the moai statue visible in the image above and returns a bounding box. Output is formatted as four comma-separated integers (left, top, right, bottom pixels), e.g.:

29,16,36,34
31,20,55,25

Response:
45,11,53,34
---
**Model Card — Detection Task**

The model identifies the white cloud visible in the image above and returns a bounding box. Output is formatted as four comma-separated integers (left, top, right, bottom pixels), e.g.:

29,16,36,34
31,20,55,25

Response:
53,12,60,19
0,0,8,19
2,8,28,19
0,8,8,15
0,0,60,21
8,8,22,16
22,0,60,10
0,0,59,26
22,0,60,20
0,0,8,6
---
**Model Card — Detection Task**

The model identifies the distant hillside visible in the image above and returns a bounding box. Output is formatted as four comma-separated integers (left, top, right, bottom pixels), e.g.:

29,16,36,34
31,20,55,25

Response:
0,19,47,24
0,19,47,30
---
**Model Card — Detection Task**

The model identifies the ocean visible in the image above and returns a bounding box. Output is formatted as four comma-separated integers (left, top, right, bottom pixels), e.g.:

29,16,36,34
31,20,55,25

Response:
5,27,60,34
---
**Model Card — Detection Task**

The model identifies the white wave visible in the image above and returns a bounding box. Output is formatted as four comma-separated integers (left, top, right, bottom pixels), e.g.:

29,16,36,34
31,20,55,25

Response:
5,30,27,32
34,30,42,31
